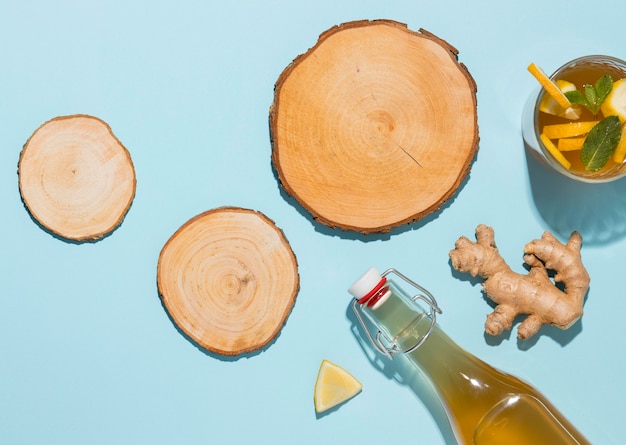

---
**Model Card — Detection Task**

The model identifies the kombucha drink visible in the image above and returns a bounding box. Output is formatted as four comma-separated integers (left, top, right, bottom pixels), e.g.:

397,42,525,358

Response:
350,268,590,444
526,55,626,182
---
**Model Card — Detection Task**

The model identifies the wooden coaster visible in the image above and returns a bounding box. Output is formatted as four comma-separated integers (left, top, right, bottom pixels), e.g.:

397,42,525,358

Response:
157,207,299,356
270,20,479,233
18,115,136,241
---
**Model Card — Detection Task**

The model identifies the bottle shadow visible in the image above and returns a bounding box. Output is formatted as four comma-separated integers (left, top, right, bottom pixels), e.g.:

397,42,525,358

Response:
524,142,626,245
345,303,457,445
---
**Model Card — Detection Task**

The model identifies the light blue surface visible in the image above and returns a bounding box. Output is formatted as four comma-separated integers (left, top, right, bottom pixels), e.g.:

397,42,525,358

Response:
1,1,624,444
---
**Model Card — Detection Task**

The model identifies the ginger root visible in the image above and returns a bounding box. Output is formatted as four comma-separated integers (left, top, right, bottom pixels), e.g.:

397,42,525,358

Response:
449,224,590,340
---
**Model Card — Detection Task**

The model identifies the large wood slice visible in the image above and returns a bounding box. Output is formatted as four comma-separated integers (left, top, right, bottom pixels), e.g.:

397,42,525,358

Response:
270,20,479,233
18,115,136,241
157,207,299,356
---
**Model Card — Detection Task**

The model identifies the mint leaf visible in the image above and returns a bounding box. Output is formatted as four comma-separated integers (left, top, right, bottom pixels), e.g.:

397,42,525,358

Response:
565,90,590,108
584,84,598,112
564,75,613,115
594,75,613,110
581,116,622,171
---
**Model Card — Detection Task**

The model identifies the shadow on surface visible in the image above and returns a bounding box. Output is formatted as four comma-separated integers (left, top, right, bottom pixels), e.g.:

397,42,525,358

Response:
525,143,626,246
17,182,134,244
314,395,359,420
20,196,128,244
482,311,585,350
345,303,457,445
449,258,587,348
155,283,285,362
271,150,476,242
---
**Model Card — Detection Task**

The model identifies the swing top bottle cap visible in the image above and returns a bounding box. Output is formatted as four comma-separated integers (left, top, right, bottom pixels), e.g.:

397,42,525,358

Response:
349,267,391,309
348,267,382,300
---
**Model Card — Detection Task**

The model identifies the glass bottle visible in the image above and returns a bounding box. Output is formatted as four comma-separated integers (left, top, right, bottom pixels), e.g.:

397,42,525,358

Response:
348,267,590,445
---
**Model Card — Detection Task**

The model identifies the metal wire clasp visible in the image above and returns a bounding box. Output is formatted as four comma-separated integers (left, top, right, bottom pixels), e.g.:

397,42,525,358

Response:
352,268,442,359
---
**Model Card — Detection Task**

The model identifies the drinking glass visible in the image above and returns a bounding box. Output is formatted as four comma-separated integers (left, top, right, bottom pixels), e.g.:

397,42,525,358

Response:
522,55,626,183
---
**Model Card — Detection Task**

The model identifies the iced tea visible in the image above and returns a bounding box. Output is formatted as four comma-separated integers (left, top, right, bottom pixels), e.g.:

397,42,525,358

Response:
526,56,626,182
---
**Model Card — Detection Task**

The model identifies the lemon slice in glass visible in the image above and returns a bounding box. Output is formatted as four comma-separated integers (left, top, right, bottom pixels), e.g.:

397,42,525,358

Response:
601,78,626,122
314,360,362,413
600,78,626,163
539,79,582,120
528,63,572,109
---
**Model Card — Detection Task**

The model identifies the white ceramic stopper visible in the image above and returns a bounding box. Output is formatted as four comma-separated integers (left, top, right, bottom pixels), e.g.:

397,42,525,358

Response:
348,267,382,299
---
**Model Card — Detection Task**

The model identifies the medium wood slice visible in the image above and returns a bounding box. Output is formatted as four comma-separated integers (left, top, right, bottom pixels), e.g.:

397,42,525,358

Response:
157,207,299,356
270,20,479,233
18,115,136,241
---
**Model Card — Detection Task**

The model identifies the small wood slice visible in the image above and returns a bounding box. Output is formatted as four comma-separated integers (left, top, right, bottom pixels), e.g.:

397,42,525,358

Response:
270,20,479,233
157,207,299,356
18,115,136,241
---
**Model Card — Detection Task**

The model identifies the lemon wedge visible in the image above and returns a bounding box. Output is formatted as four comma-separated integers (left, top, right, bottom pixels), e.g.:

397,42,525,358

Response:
539,79,582,120
313,360,362,413
528,63,572,110
601,78,626,122
613,126,626,163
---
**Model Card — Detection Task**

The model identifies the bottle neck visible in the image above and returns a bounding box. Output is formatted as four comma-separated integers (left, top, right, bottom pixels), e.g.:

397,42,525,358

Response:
361,279,461,365
360,280,489,442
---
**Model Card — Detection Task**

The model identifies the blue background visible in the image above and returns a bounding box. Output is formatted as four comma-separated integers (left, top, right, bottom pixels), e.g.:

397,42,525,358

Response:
1,1,624,444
